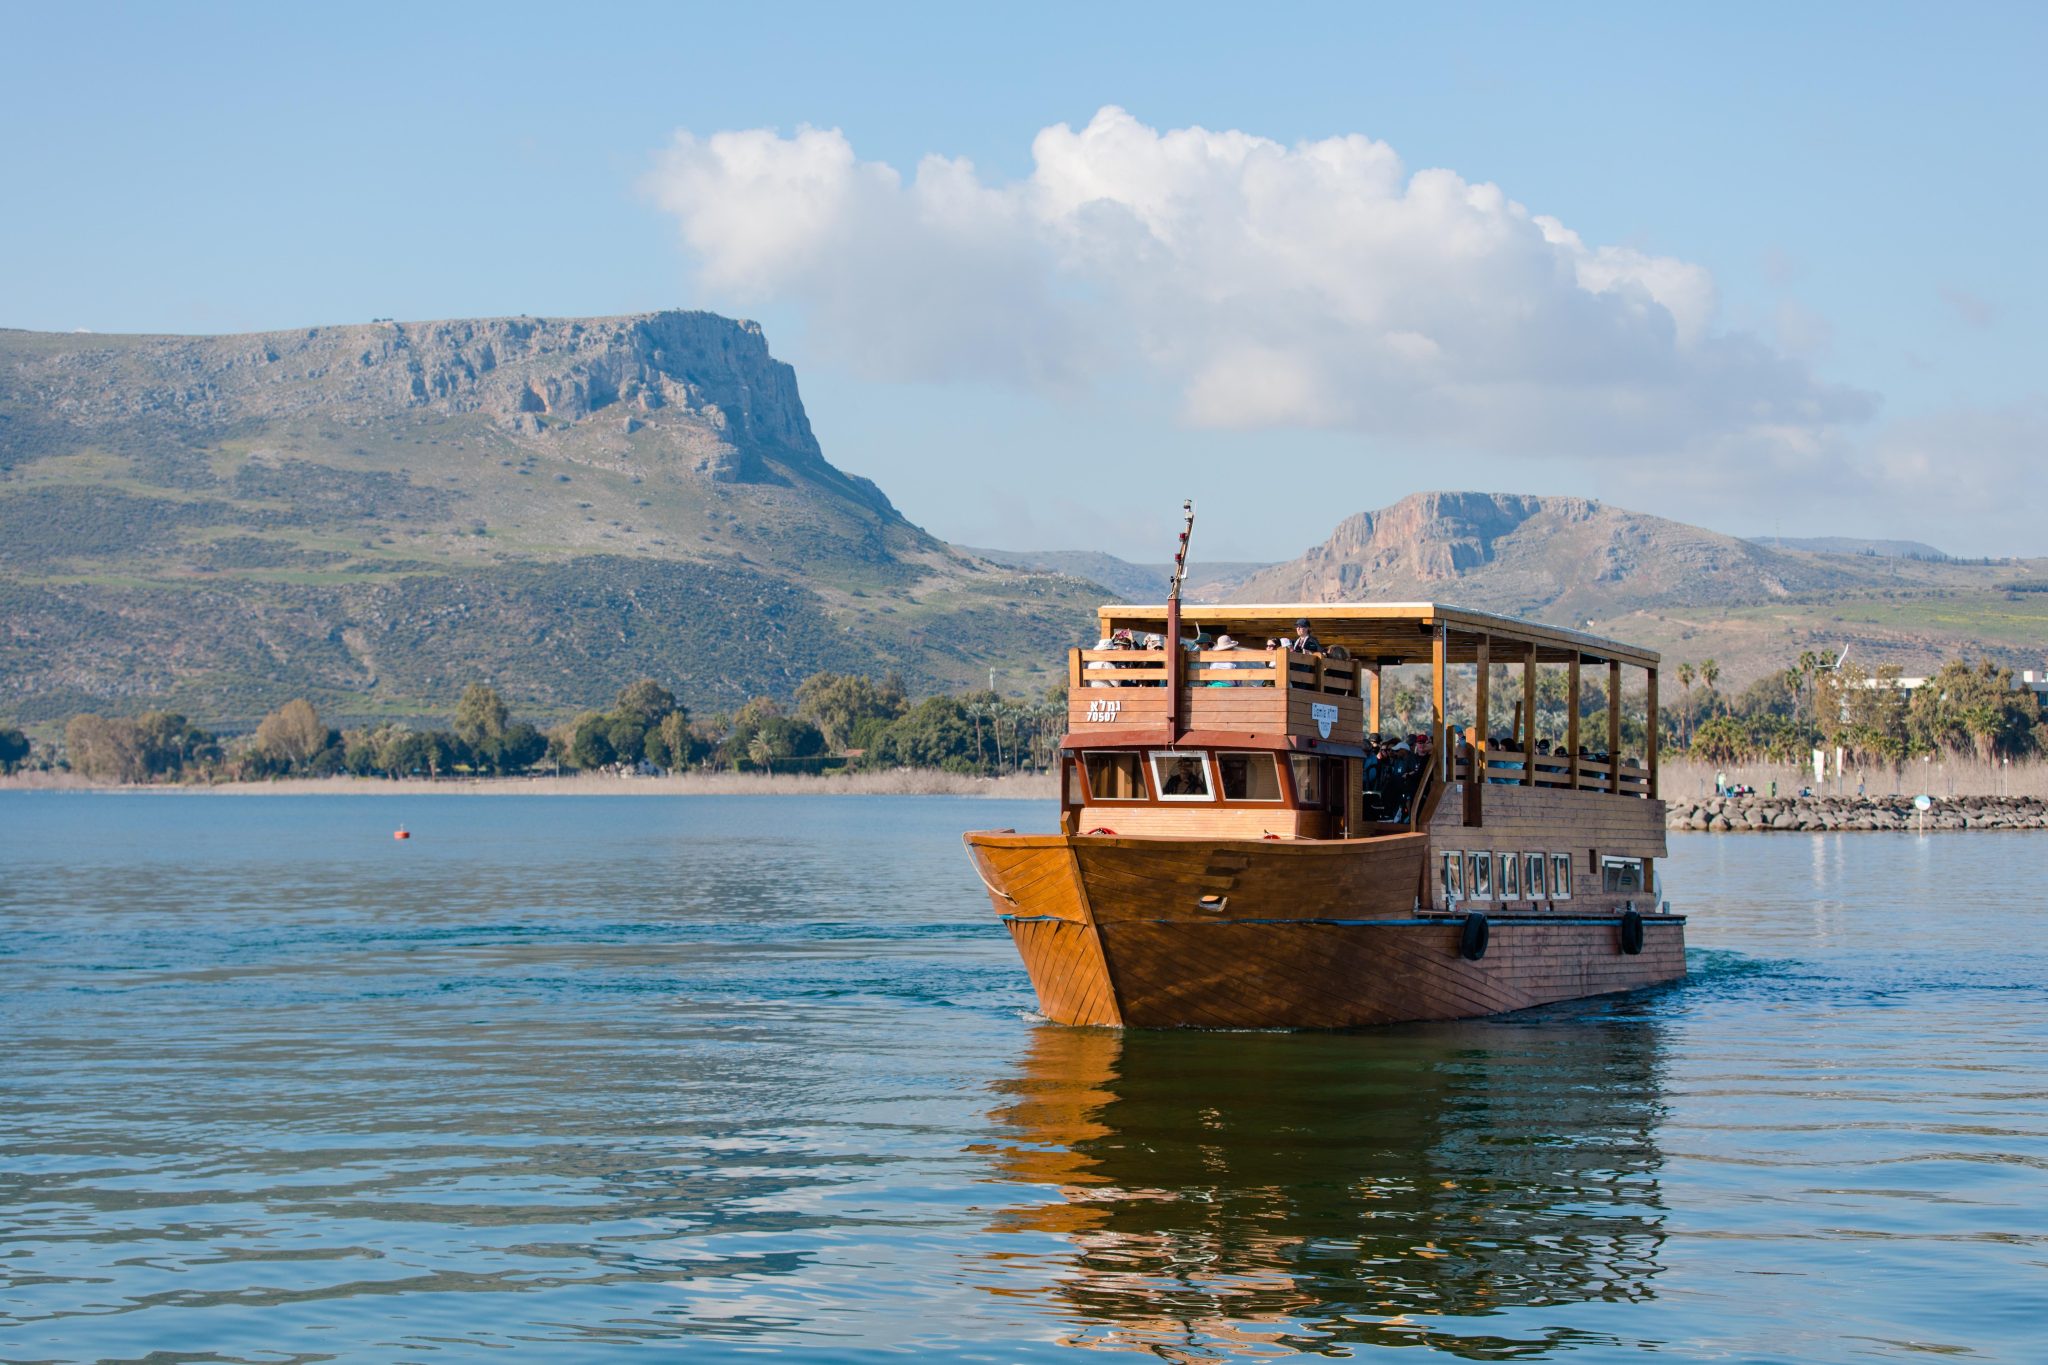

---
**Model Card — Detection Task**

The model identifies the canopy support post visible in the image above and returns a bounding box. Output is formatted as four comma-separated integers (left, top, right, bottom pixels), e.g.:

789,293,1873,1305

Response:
1567,657,1583,792
1469,635,1489,826
1522,644,1538,786
1608,660,1623,794
1647,666,1660,800
1432,624,1448,782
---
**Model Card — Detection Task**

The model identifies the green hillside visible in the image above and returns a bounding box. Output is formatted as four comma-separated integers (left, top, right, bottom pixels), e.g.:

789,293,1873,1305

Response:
0,313,1101,727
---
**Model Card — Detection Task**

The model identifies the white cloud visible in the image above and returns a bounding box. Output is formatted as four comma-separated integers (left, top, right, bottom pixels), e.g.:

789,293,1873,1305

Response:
646,106,1874,461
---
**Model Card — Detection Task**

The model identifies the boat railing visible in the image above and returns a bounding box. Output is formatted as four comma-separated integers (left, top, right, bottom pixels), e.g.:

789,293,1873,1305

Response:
1072,647,1360,696
1451,750,1651,796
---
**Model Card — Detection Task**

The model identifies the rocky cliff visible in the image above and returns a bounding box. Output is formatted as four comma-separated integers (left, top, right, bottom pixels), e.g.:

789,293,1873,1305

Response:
0,311,897,517
1238,492,1892,614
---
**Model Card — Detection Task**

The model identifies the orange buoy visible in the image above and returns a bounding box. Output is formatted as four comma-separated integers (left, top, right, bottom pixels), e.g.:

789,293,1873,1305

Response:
394,828,411,840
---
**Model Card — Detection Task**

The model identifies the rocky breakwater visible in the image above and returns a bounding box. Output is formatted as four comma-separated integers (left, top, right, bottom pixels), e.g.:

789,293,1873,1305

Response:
1667,795,2048,832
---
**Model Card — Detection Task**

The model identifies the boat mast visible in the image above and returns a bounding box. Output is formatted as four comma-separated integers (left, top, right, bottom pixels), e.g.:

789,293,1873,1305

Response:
1166,500,1194,742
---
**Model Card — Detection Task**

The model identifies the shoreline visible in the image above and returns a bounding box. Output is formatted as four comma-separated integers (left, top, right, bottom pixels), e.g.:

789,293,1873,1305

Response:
0,769,1060,799
7,773,2040,827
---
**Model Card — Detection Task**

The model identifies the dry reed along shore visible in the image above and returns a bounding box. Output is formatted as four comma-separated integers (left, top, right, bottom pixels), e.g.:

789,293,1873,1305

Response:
1659,758,2048,833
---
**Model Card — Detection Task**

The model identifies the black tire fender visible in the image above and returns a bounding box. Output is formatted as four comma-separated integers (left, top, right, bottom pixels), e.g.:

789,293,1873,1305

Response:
1619,907,1646,956
1459,910,1490,961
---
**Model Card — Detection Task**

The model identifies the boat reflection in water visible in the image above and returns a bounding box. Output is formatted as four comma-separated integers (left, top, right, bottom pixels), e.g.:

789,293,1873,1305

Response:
980,1013,1670,1359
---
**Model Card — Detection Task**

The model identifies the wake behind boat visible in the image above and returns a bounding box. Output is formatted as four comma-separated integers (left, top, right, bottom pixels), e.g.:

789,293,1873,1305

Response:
964,506,1682,1029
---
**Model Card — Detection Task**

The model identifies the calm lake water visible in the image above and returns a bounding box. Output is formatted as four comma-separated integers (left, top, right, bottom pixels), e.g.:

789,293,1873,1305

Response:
2,793,2044,1363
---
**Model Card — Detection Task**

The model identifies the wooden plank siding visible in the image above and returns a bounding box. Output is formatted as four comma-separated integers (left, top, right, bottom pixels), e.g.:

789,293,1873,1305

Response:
1074,805,1317,839
1067,654,1364,747
966,835,1122,1026
965,826,1685,1029
1100,918,1685,1029
1070,833,1427,926
1425,782,1667,909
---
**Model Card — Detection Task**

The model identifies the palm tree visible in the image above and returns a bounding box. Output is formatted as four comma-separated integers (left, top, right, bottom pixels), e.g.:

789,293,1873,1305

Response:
1676,662,1696,747
987,701,1011,772
1700,658,1721,716
1794,649,1821,727
747,734,773,774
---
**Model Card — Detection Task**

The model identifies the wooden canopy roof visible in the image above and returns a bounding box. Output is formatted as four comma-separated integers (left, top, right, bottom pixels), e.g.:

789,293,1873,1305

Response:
1096,602,1660,670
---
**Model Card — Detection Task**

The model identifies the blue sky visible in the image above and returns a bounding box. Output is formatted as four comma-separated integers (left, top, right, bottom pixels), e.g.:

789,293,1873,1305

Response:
4,3,2042,559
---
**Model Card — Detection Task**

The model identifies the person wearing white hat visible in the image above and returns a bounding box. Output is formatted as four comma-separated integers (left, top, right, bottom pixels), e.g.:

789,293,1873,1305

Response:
1208,633,1245,687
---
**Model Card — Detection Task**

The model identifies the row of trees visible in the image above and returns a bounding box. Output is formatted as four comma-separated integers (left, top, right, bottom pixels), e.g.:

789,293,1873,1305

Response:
11,671,1075,783
32,689,553,783
1685,657,2046,766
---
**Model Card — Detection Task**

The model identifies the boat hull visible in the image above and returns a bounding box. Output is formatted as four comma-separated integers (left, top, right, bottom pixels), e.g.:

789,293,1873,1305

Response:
965,831,1685,1029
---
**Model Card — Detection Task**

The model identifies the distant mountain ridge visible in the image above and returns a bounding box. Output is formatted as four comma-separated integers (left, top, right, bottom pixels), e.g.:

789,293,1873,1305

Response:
2,312,2043,726
1227,491,2046,685
1747,536,1950,561
1233,492,1859,612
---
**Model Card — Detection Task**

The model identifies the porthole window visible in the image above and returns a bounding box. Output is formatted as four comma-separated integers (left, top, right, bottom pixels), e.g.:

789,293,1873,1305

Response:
1441,851,1464,902
1550,853,1574,900
1525,853,1547,900
1467,850,1492,901
1149,750,1215,802
1498,851,1520,900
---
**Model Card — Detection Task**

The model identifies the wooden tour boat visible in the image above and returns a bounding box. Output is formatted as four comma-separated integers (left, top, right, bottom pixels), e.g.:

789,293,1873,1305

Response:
964,505,1684,1029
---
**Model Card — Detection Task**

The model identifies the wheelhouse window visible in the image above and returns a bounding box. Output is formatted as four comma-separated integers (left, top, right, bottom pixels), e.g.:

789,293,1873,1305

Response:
1467,850,1492,901
1218,751,1283,802
1525,853,1547,900
1550,853,1574,899
1288,754,1323,807
1082,751,1147,802
1149,751,1214,801
1064,758,1085,805
1498,851,1520,900
1441,851,1464,902
1602,856,1644,894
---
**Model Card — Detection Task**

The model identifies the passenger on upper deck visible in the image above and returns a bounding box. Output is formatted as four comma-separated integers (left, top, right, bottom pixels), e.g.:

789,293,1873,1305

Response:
1084,630,1135,686
1289,618,1324,654
1488,733,1522,783
1206,634,1248,686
